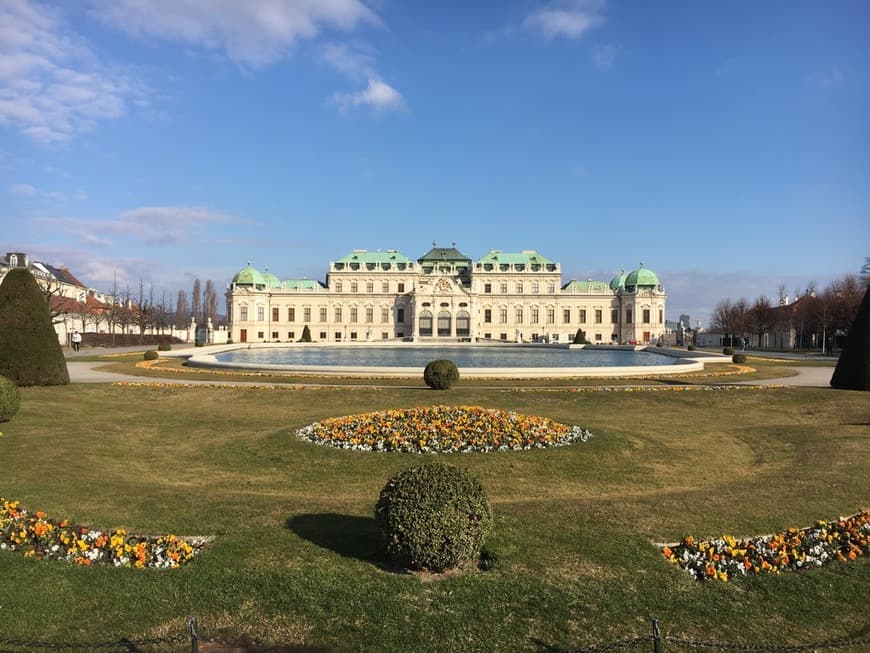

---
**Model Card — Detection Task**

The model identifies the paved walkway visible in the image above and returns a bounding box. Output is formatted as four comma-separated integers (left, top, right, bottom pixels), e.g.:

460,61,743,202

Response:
65,356,837,388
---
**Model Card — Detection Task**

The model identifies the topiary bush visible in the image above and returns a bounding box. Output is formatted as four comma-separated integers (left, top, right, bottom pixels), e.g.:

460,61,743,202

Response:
732,353,747,364
723,347,734,355
0,375,21,422
831,286,870,391
0,268,69,386
143,350,159,360
158,343,171,351
573,328,586,345
299,325,312,343
375,462,493,572
423,359,459,390
687,344,696,351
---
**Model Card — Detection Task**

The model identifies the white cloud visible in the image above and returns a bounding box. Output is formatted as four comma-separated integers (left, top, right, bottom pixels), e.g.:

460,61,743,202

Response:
522,0,606,40
9,183,37,195
332,78,405,113
0,0,149,143
322,42,377,80
90,0,381,68
593,44,616,70
34,205,236,247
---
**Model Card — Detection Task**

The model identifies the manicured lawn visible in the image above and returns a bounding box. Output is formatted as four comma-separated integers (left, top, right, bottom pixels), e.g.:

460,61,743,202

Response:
1,381,867,651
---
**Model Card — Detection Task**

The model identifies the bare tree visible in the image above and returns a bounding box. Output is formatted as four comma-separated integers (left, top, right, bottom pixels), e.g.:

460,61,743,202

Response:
747,296,776,350
203,280,218,323
175,289,189,328
191,279,202,324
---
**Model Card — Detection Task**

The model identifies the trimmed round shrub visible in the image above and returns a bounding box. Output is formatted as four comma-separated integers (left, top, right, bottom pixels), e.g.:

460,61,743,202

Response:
375,462,493,572
723,347,734,355
0,375,21,423
157,343,172,351
423,359,460,390
0,268,69,386
687,344,696,351
143,350,159,361
732,353,747,364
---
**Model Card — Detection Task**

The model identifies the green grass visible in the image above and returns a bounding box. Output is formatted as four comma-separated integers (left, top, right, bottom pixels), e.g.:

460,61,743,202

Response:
1,381,868,652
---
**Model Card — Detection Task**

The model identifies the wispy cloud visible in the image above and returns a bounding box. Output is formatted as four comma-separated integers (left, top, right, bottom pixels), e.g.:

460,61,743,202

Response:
9,183,37,195
522,0,606,40
0,0,149,143
331,78,405,113
34,205,236,248
593,44,617,70
90,0,381,69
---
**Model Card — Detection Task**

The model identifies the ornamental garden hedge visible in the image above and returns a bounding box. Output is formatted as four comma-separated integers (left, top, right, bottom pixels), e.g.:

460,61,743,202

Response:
0,269,69,386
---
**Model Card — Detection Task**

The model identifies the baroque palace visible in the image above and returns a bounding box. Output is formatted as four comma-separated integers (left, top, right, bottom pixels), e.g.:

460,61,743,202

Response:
226,245,666,345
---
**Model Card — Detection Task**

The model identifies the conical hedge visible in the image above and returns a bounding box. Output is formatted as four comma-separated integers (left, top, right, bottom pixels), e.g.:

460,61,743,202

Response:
0,268,70,386
831,286,870,391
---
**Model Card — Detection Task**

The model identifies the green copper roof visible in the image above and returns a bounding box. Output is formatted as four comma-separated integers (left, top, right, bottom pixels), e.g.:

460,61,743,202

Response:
418,245,471,263
609,270,627,291
232,264,266,286
562,279,610,293
334,249,411,265
477,250,554,265
625,264,660,288
262,269,281,288
283,279,326,290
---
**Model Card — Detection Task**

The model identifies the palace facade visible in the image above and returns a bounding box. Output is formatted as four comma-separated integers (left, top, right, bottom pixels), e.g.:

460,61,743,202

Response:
226,245,667,345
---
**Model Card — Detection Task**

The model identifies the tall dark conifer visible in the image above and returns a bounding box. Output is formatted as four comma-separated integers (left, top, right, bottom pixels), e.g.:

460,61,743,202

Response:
0,269,70,386
831,287,870,390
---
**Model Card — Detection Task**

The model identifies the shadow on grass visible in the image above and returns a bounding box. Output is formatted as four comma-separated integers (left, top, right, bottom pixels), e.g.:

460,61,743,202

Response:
286,513,386,567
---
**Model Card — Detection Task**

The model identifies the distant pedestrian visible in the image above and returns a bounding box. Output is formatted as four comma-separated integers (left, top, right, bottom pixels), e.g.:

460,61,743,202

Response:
742,337,748,351
71,330,82,352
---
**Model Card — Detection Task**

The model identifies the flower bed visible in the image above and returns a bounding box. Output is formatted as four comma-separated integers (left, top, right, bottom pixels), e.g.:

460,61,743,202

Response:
662,511,869,582
0,498,207,568
296,404,591,453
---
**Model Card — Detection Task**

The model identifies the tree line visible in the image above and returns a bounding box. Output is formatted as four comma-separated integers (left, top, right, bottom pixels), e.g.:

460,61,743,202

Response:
711,261,868,352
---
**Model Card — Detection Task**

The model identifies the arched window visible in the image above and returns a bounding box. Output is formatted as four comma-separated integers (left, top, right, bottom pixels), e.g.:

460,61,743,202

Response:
456,311,470,337
419,310,433,336
437,311,451,336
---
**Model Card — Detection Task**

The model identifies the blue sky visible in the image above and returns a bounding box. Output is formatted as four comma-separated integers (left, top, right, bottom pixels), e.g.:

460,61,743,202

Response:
2,0,867,326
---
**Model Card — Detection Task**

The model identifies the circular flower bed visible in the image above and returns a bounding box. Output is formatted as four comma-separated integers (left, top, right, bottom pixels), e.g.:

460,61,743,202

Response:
662,511,869,582
296,404,591,453
0,498,206,568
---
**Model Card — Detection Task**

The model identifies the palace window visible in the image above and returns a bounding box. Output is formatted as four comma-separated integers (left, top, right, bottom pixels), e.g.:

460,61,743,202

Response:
438,311,451,336
350,307,358,323
382,332,389,339
532,282,539,294
456,311,470,337
271,331,279,340
335,307,342,322
531,308,539,324
643,309,651,323
319,332,327,340
595,309,602,324
484,309,492,323
484,283,492,294
579,309,587,323
240,306,248,321
659,309,664,323
366,307,373,323
515,308,523,324
516,282,523,293
303,307,311,322
611,309,617,323
397,308,405,322
500,282,507,294
335,281,342,292
288,307,295,322
350,332,357,340
319,307,327,322
257,306,264,322
351,282,358,293
382,282,389,293
626,309,633,324
500,333,507,340
548,283,555,293
419,310,433,336
382,307,389,323
547,308,555,324
563,309,571,324
397,282,405,293
595,333,602,341
367,282,374,293
288,331,295,340
272,307,279,322
499,308,507,324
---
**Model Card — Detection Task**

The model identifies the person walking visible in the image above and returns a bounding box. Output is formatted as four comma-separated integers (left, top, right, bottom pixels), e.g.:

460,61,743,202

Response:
71,330,82,352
